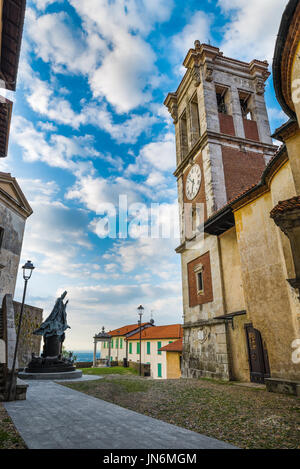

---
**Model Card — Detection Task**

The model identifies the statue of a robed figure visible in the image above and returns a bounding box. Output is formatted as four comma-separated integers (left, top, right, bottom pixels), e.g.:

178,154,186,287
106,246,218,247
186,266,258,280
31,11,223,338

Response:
26,291,76,374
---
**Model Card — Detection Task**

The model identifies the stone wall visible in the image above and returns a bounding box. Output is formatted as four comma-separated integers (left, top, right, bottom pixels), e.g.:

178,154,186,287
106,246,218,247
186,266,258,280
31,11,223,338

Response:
0,203,26,304
13,301,43,368
182,321,230,380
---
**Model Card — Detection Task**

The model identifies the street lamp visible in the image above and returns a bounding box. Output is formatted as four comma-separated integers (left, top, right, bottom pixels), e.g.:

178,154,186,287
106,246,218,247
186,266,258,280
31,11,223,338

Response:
137,305,144,376
8,260,35,401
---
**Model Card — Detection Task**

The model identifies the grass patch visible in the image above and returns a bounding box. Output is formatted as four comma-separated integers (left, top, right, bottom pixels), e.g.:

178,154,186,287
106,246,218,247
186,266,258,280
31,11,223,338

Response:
63,375,300,449
81,366,138,376
0,403,26,449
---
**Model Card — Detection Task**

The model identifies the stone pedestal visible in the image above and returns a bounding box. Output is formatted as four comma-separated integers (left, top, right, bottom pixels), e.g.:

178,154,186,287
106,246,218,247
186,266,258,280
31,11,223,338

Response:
18,370,82,380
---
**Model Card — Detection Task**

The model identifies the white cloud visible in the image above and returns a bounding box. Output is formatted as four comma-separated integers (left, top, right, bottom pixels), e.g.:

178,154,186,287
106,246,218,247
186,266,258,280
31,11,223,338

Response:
11,116,99,171
172,11,212,60
139,132,176,172
66,173,150,214
33,0,63,10
22,59,158,144
218,0,287,63
26,1,174,113
88,32,156,113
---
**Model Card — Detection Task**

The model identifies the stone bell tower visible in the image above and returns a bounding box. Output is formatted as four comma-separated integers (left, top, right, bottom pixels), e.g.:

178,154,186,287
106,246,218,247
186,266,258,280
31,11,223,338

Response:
164,41,277,380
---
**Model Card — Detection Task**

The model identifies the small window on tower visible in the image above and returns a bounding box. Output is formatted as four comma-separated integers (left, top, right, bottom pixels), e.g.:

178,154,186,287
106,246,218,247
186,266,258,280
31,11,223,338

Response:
216,85,230,115
197,272,204,293
194,263,204,295
179,111,188,158
190,94,200,145
239,92,253,120
0,228,4,250
217,93,227,114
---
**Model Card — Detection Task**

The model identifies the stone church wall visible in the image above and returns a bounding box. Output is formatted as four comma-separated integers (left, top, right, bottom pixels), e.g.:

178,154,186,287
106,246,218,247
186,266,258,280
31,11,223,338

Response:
13,301,43,368
0,203,26,304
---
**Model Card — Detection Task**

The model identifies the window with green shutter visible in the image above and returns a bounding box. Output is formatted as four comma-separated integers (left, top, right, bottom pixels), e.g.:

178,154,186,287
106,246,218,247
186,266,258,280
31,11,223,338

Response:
157,341,162,355
111,339,114,348
129,343,132,354
104,342,106,348
120,338,123,349
147,342,151,354
116,338,119,349
157,363,162,378
137,342,140,354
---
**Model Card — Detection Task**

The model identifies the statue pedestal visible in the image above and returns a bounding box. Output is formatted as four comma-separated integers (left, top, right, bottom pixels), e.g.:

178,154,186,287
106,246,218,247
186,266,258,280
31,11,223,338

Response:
25,355,76,374
18,370,82,380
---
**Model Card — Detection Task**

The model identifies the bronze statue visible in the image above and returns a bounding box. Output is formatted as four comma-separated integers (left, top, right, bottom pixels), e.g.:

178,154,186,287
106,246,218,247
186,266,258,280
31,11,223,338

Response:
34,291,70,338
26,291,75,373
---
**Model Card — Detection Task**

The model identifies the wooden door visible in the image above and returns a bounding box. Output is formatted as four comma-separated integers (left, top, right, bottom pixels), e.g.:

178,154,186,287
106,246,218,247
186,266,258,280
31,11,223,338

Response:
245,324,270,384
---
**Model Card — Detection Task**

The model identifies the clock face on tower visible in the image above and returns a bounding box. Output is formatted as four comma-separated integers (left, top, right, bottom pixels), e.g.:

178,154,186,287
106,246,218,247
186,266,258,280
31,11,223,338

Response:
185,164,202,200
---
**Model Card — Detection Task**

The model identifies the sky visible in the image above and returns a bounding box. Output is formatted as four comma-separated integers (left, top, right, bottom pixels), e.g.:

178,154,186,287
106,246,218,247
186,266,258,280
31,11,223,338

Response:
0,0,289,351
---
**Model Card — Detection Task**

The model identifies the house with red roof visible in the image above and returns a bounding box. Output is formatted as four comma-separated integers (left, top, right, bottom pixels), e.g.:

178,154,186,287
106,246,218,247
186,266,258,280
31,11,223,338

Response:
99,322,154,364
127,324,183,379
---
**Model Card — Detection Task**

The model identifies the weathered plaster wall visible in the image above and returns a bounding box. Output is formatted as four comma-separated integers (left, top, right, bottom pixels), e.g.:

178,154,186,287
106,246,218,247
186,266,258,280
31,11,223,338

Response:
285,130,300,194
235,184,300,381
219,227,246,314
166,352,181,379
227,315,250,382
0,203,26,304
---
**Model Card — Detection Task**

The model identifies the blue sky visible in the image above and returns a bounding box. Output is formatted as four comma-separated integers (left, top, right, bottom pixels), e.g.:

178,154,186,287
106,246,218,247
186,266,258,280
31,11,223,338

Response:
1,0,288,350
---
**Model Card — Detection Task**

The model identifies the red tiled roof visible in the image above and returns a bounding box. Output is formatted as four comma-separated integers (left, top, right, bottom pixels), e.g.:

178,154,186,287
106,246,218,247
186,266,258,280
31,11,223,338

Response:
270,196,300,218
128,324,183,341
159,338,183,353
108,323,151,337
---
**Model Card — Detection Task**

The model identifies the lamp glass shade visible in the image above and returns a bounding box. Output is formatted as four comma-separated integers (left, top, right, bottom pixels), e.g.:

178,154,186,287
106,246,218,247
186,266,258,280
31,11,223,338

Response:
22,260,35,280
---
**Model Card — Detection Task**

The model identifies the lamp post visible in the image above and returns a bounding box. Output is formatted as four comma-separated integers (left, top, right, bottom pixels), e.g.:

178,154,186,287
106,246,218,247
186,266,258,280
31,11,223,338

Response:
137,305,144,376
8,260,35,401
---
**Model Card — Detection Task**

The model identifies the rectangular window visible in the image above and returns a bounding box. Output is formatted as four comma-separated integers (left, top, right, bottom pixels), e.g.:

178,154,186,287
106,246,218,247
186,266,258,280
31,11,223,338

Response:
137,342,140,354
116,338,119,349
0,227,4,250
239,92,253,120
147,342,151,355
157,341,162,355
179,111,188,159
104,342,106,349
157,363,162,378
120,338,123,349
111,339,114,349
129,342,132,354
216,92,227,114
190,95,200,145
197,271,204,292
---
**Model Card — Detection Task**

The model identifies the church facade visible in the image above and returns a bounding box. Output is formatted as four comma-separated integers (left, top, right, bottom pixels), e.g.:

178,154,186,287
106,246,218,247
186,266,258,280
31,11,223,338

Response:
165,0,300,393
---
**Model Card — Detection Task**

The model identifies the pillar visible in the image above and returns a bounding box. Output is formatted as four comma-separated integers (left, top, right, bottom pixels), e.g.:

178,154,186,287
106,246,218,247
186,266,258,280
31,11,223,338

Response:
93,340,97,367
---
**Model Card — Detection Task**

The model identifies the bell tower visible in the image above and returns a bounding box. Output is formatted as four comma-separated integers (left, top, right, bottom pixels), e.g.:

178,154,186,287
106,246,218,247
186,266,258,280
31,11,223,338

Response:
164,41,277,380
165,41,277,240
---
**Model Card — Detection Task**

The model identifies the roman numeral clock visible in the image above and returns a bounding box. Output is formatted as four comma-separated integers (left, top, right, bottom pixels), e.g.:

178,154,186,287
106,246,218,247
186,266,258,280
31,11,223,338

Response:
185,163,202,200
